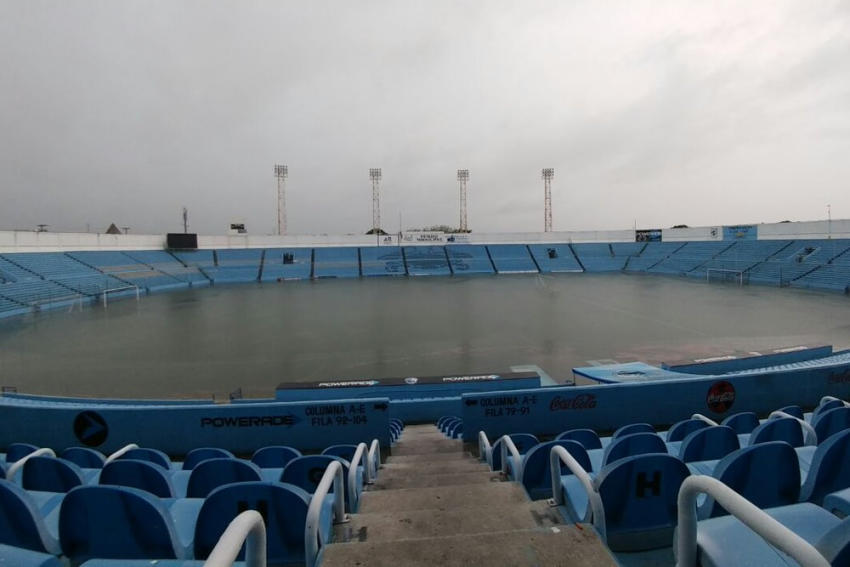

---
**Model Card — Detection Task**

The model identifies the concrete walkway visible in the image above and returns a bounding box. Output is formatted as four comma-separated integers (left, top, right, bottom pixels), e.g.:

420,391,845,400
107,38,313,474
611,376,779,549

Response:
321,424,617,566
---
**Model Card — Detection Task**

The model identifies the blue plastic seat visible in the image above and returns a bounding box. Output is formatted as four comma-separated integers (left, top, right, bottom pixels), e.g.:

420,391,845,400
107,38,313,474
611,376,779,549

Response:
594,453,690,551
665,418,710,442
721,411,759,434
776,405,804,419
812,406,850,443
182,447,235,471
117,447,172,470
5,443,39,463
193,481,325,565
99,459,176,498
59,485,192,562
602,432,667,468
0,543,63,566
22,456,86,493
0,480,62,555
322,444,359,462
611,423,655,439
520,440,590,501
251,445,302,469
489,434,539,471
693,502,848,567
812,398,845,421
60,447,106,469
281,455,360,513
678,426,739,463
698,441,800,519
186,458,263,498
555,429,603,450
447,420,464,439
799,428,850,505
749,416,804,448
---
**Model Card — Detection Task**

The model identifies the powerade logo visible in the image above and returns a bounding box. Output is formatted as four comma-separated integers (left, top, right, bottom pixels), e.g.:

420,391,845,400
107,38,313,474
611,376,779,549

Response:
316,380,380,388
706,381,735,413
200,415,298,428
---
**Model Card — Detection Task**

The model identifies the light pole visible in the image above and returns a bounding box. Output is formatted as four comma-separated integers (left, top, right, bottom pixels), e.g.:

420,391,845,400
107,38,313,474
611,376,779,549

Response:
274,164,288,235
370,168,382,235
542,168,554,232
457,169,469,232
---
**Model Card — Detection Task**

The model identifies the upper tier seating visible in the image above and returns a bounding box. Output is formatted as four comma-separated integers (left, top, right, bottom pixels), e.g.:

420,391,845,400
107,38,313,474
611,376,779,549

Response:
648,242,732,276
528,244,582,273
261,248,312,281
207,249,262,283
623,242,685,271
572,243,625,272
122,250,209,285
67,251,184,293
486,245,538,274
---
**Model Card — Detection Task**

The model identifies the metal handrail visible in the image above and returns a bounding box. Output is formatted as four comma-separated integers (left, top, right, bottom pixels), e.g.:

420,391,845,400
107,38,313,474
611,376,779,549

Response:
203,510,266,567
348,442,368,510
548,446,605,532
769,410,818,446
690,413,719,426
676,475,830,567
305,460,348,567
104,443,140,464
367,438,381,483
500,435,523,483
5,448,56,481
478,430,492,465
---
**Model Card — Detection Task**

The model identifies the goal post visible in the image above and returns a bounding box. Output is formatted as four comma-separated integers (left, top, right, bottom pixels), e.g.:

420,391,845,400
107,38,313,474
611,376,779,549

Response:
102,285,141,308
706,268,747,286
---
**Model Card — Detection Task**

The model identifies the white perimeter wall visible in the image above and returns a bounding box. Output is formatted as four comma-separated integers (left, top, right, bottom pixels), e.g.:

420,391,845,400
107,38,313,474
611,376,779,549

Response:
1,219,848,253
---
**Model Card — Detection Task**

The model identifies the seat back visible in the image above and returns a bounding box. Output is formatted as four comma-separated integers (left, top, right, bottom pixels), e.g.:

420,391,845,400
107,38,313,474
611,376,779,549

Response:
749,417,804,448
520,440,591,500
721,412,760,434
448,421,464,438
186,458,263,498
815,516,850,566
59,485,185,561
612,423,655,439
60,447,105,469
251,446,302,469
776,405,804,419
99,459,175,498
182,447,235,471
594,454,690,552
678,426,739,463
281,455,359,511
490,434,539,471
702,441,800,518
813,399,845,420
322,444,359,462
194,481,310,564
665,419,710,443
6,443,39,463
0,480,61,554
800,429,850,505
812,407,850,443
603,433,667,467
117,448,171,470
555,429,602,450
22,456,85,493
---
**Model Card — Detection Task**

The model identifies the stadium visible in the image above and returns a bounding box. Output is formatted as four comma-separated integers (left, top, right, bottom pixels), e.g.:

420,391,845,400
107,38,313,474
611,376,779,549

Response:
1,218,850,566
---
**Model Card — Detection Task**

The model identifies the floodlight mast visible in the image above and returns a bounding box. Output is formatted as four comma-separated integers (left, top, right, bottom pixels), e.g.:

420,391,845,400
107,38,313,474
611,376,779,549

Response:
274,164,288,235
370,168,382,232
542,168,554,232
457,169,469,232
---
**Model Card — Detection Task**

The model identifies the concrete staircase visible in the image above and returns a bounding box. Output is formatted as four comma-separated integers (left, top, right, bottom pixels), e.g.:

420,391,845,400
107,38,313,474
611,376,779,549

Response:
320,424,617,566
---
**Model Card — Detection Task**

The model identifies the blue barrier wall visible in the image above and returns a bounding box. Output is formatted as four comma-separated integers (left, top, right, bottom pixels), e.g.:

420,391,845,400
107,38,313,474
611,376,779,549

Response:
528,244,583,273
0,396,392,456
446,245,495,274
403,246,452,276
359,246,405,277
487,245,538,273
461,361,850,442
261,248,312,281
663,346,834,375
313,247,359,278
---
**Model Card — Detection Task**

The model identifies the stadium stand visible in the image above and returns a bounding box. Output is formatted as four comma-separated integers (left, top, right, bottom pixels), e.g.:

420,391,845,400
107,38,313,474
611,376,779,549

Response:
1,253,131,298
261,248,312,281
207,248,262,283
313,247,360,278
486,244,538,273
748,239,850,287
446,244,495,274
622,241,685,272
68,251,186,293
648,241,733,276
403,246,451,276
571,243,625,272
122,250,210,287
359,246,405,277
527,244,583,273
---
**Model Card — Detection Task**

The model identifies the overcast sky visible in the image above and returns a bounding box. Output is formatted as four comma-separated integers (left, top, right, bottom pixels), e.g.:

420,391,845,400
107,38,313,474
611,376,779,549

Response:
1,1,849,235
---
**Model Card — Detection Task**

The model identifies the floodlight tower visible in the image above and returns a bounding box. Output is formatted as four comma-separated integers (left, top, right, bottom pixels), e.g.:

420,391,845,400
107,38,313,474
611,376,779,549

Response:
370,168,382,232
274,164,288,235
542,168,554,232
457,169,469,232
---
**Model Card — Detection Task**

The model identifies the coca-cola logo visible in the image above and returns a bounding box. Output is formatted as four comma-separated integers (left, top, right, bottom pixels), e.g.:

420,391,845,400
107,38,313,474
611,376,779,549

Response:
706,381,735,413
549,394,597,411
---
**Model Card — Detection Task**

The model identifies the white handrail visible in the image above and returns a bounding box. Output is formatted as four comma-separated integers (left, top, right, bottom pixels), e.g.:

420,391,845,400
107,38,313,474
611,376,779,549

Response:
348,442,368,510
676,475,830,567
367,438,381,483
478,431,492,465
203,510,266,567
499,435,523,483
305,460,348,567
5,448,56,481
769,411,818,446
104,443,139,464
548,445,604,532
690,413,718,426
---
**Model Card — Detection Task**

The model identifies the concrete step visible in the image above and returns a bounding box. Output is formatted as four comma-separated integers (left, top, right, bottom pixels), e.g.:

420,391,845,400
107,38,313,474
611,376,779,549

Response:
378,460,490,476
391,441,463,455
386,451,473,464
321,525,619,567
359,482,529,513
367,469,501,490
334,500,563,543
